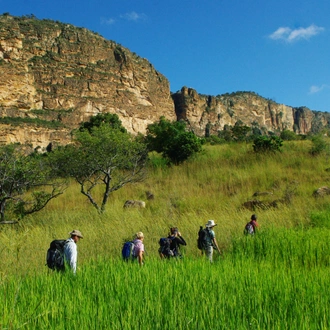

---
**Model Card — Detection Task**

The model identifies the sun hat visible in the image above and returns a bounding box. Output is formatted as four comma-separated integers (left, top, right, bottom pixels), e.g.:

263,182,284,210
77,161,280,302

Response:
69,229,84,238
205,220,217,228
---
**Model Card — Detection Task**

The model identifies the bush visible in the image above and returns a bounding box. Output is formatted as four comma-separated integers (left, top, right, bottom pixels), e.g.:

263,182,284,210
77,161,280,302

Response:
146,117,202,165
253,136,283,153
309,135,328,156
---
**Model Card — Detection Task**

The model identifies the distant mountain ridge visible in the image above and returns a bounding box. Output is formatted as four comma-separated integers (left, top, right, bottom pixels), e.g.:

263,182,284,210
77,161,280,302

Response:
0,14,329,149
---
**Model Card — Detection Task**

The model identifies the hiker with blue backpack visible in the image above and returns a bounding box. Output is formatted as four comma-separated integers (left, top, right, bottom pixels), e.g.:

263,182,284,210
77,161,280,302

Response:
197,220,221,263
159,227,187,259
132,231,145,265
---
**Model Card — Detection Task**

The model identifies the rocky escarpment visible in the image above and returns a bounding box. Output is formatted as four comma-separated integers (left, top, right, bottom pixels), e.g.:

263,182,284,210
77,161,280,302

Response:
0,14,330,150
172,87,330,136
0,14,175,149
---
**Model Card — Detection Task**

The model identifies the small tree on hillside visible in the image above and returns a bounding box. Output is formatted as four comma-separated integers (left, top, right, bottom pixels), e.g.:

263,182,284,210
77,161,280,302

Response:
50,124,148,213
146,117,202,165
253,136,283,153
79,113,127,133
0,144,67,223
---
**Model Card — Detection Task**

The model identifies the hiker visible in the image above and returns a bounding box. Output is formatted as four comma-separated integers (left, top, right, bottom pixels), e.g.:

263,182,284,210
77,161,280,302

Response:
168,227,187,258
244,214,259,235
132,231,145,266
159,227,187,259
203,220,221,262
64,229,84,274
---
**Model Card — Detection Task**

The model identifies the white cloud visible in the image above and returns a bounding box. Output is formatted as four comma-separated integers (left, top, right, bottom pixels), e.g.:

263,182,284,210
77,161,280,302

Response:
101,17,116,25
269,24,324,42
309,84,330,94
120,11,147,22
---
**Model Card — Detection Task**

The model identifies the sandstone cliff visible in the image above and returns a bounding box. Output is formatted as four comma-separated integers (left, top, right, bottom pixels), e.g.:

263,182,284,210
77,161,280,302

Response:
0,14,329,150
172,87,330,137
0,14,175,149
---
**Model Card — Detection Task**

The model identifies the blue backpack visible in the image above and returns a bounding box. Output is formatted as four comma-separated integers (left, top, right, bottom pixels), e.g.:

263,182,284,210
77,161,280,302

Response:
122,241,135,261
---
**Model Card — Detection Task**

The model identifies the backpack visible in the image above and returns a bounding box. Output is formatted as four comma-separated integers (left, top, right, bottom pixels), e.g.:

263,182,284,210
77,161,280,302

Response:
197,226,209,250
122,241,135,261
158,237,174,258
46,239,67,271
244,222,254,235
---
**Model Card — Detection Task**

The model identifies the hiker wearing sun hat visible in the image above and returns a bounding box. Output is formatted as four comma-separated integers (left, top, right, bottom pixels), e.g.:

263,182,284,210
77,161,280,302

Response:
64,229,84,274
204,220,221,262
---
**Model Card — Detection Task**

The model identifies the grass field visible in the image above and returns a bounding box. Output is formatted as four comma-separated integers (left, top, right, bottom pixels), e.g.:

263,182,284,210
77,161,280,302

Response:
1,140,330,329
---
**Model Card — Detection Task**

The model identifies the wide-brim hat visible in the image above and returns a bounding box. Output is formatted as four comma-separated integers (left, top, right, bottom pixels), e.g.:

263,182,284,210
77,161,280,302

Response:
205,220,217,228
69,229,84,238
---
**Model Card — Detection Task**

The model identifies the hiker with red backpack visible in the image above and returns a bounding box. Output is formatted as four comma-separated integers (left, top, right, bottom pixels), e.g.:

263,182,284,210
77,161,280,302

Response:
244,214,259,235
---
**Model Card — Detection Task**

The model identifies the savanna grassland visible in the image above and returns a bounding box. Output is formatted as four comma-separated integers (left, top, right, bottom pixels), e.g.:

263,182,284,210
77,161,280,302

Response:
1,140,330,329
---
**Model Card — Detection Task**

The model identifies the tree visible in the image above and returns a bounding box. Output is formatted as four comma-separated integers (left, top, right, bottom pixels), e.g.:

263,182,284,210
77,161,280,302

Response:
253,136,283,153
146,117,202,165
79,113,127,133
50,124,148,213
0,144,66,223
231,121,252,142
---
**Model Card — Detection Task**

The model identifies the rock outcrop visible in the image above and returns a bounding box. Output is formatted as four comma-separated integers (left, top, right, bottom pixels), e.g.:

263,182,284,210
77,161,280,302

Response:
172,87,330,136
0,14,175,149
0,14,329,150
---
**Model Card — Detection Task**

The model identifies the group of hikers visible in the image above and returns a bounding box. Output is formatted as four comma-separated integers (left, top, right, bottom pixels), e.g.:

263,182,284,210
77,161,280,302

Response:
47,214,259,273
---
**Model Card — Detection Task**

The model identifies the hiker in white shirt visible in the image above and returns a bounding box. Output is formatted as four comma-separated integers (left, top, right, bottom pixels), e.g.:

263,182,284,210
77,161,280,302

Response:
64,229,83,274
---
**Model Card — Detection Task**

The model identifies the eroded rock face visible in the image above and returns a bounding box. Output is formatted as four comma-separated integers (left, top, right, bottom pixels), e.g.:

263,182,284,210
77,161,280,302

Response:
0,15,329,150
171,87,330,136
0,15,175,149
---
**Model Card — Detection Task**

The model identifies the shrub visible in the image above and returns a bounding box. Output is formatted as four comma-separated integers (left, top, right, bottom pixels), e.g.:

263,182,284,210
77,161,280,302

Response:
253,136,283,153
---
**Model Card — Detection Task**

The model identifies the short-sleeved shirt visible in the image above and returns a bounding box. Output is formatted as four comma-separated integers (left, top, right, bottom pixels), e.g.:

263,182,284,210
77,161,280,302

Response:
64,238,77,273
133,239,144,256
205,228,215,247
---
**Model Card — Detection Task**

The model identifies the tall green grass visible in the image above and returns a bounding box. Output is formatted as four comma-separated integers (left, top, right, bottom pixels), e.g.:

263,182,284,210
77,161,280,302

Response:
2,140,330,328
1,227,330,329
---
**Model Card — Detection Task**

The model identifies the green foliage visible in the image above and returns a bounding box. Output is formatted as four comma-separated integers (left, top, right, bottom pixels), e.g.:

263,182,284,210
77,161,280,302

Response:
280,130,297,141
253,135,283,153
231,121,252,142
0,116,64,128
309,135,328,156
146,117,202,165
50,125,148,213
0,144,66,222
79,113,127,133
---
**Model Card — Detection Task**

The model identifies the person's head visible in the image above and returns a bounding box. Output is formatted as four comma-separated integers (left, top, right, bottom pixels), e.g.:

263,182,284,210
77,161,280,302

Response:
70,229,84,243
170,227,179,236
135,231,144,240
205,220,217,229
251,214,257,221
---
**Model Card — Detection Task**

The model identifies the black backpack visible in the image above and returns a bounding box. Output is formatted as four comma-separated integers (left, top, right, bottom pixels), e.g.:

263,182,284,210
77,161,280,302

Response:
158,237,174,257
197,226,210,250
46,239,67,271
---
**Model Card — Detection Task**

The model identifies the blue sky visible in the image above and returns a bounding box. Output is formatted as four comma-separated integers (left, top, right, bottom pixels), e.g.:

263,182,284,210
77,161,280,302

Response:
2,0,330,112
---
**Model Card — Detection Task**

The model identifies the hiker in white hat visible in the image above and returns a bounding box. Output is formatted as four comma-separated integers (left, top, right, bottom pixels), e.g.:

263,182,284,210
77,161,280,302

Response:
203,220,221,262
64,229,84,274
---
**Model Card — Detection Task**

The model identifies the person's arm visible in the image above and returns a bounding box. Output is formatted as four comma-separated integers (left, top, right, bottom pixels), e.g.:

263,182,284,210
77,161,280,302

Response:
176,235,187,246
137,250,144,265
212,237,221,254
